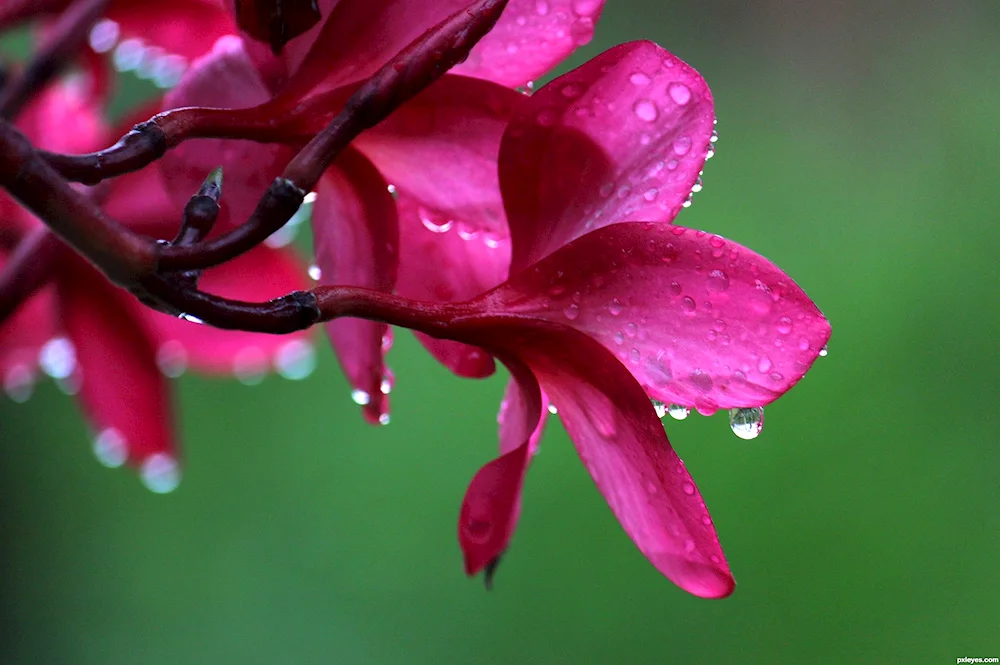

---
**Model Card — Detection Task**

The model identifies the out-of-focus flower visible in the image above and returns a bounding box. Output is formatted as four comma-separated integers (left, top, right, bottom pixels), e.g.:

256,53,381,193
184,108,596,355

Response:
158,0,606,423
372,40,831,596
0,77,310,490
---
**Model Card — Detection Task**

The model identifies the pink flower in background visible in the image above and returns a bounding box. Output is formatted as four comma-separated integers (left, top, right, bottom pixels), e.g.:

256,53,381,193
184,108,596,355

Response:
0,78,310,489
384,41,830,596
157,0,605,424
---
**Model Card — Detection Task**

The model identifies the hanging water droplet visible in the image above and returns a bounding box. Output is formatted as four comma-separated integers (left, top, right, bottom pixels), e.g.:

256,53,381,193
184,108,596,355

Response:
179,313,204,324
608,298,623,316
710,128,719,143
667,404,690,420
93,427,128,468
39,337,76,379
386,183,397,196
156,340,188,378
547,403,559,415
729,407,764,440
668,82,691,105
418,207,453,233
275,340,316,380
682,481,696,495
819,344,829,357
652,399,667,418
380,370,394,395
141,453,181,493
308,264,322,280
233,347,268,385
691,177,703,193
351,389,371,406
378,413,391,425
3,364,34,403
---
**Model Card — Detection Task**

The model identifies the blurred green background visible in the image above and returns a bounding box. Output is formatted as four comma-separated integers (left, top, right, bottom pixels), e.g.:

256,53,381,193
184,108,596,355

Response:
2,1,999,663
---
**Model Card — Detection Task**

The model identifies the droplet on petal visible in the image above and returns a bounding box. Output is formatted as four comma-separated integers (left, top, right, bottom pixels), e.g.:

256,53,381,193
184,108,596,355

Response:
351,389,371,406
651,399,667,418
729,407,764,440
3,364,35,403
274,340,316,380
667,404,690,420
378,413,391,425
819,344,829,357
156,340,188,378
140,453,181,493
93,427,128,468
39,337,76,379
308,265,322,281
633,99,658,122
668,82,692,105
547,403,559,415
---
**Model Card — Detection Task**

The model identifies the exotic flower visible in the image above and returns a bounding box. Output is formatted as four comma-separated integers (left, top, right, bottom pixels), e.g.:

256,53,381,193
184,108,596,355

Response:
0,78,310,488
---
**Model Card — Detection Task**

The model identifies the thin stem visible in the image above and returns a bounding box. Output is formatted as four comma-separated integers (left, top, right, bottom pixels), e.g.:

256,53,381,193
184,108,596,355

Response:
0,0,110,119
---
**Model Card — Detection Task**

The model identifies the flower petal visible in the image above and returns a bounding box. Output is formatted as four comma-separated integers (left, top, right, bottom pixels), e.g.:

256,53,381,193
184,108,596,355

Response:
107,0,235,61
313,149,398,424
160,35,290,230
452,0,605,87
394,191,504,378
456,320,733,597
459,356,542,575
59,266,176,469
494,222,832,412
130,244,310,376
0,254,55,402
500,40,715,269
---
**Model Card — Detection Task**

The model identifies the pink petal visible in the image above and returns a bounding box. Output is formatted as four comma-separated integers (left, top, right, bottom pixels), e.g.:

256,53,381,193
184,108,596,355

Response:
394,192,505,379
107,0,235,61
58,266,177,473
0,254,55,401
500,40,715,270
459,357,542,575
455,320,733,597
453,0,605,88
355,75,521,239
18,77,108,154
101,158,178,237
160,36,290,230
312,149,398,424
130,244,310,376
494,223,832,412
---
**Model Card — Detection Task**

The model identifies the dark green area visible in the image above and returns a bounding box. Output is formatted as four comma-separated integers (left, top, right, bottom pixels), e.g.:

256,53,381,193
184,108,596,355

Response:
2,2,998,663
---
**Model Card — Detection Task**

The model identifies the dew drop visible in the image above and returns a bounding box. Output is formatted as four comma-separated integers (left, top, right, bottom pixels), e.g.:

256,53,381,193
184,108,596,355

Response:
179,313,204,325
629,348,641,364
625,322,638,338
307,264,322,280
707,269,730,292
233,347,268,385
629,71,651,86
563,303,579,320
633,99,658,122
757,356,772,373
691,177,704,193
776,316,793,335
667,404,690,420
93,427,128,468
547,403,559,415
729,407,764,440
681,296,696,313
378,413,391,425
643,187,658,202
418,207,453,233
682,482,696,496
39,337,76,379
534,0,549,15
275,340,316,380
819,344,829,357
668,82,691,105
351,389,371,406
798,337,811,351
571,0,600,16
613,331,624,345
672,136,691,155
689,370,713,392
156,340,188,378
3,364,34,403
652,399,667,418
88,19,120,53
141,453,181,493
608,297,623,316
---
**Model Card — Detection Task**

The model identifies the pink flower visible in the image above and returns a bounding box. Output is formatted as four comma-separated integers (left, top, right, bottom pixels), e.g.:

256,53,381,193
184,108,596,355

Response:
154,0,605,423
379,40,831,596
0,78,310,489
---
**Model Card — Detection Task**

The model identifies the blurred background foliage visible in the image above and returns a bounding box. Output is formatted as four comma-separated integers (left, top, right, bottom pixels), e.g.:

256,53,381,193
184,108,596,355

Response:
2,1,999,663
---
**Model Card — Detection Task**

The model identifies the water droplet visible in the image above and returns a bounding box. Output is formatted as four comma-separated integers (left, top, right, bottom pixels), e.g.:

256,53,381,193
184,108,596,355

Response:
547,403,559,415
629,71,651,86
672,136,691,155
141,453,180,493
798,337,811,351
667,404,690,420
613,331,624,345
465,519,492,542
233,347,268,385
308,264,322,280
88,18,119,53
652,399,667,418
681,296,696,313
608,298,623,316
93,427,127,468
418,207,453,233
643,187,658,202
378,413,391,425
571,0,600,16
682,482,696,496
380,369,394,395
625,322,638,338
39,337,76,379
707,269,730,292
691,177,704,193
351,389,371,406
179,313,204,324
819,344,829,357
668,82,691,105
563,303,579,320
386,183,397,196
729,407,764,440
156,341,187,378
776,316,793,335
757,356,772,373
629,348,641,364
3,364,34,403
534,0,549,15
710,129,719,143
689,370,713,392
633,99,658,122
275,340,316,380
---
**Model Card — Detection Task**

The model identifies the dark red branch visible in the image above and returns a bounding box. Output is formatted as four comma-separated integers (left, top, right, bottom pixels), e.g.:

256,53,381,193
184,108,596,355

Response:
0,0,110,119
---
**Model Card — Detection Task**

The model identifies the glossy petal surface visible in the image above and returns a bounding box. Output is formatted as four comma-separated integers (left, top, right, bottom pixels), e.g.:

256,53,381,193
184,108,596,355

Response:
313,150,398,423
493,223,832,411
500,40,715,269
453,0,604,87
108,0,234,61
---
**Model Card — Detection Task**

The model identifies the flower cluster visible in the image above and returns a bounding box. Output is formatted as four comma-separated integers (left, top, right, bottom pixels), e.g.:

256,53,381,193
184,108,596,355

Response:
0,0,830,597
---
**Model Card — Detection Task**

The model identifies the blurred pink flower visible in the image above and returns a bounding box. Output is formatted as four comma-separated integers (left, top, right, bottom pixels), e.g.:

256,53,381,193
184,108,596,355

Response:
0,77,310,490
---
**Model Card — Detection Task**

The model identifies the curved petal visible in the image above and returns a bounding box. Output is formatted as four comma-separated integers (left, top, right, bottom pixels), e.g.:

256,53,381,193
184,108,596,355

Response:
59,266,177,478
130,244,311,377
19,77,108,154
106,0,235,61
493,223,832,412
100,161,178,238
500,40,715,269
356,75,521,238
312,150,398,424
394,192,504,379
0,256,55,402
453,0,604,88
455,320,733,597
160,36,289,229
459,356,542,577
